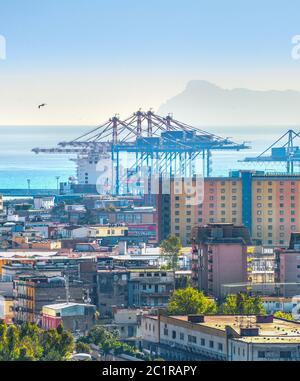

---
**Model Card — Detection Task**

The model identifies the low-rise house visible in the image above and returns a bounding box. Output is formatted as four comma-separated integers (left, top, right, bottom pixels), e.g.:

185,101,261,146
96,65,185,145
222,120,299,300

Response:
140,314,300,361
41,302,96,334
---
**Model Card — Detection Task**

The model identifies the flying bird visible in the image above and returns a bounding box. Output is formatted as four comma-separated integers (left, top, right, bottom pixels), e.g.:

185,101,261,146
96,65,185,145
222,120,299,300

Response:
38,103,47,109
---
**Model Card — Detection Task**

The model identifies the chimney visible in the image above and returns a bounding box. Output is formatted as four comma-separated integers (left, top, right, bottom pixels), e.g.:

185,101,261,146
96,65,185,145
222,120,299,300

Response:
256,315,273,324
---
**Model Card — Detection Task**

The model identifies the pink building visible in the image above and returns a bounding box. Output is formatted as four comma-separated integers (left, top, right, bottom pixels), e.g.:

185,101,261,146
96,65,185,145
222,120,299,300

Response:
191,224,251,298
276,232,300,297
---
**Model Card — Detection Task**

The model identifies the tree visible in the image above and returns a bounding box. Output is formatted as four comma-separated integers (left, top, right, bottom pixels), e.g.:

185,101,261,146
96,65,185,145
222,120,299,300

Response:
40,326,74,361
166,287,217,315
19,322,43,360
76,341,90,354
6,325,20,360
160,235,182,289
0,320,8,361
0,320,74,361
220,293,265,315
80,325,138,359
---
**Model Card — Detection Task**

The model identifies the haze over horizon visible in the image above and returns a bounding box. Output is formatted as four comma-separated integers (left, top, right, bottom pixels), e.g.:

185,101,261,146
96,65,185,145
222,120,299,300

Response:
1,0,300,126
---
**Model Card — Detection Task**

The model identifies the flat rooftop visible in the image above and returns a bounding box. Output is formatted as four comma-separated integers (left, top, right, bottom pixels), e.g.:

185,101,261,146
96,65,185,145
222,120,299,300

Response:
156,315,300,344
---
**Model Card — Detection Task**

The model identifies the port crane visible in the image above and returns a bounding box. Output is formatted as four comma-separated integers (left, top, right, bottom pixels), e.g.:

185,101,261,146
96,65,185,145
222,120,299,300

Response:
32,110,250,195
242,129,300,174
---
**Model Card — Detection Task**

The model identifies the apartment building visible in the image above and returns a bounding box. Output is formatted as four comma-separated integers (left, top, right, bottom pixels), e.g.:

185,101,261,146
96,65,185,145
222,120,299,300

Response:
13,275,84,324
191,223,251,298
275,232,300,297
157,171,300,247
97,269,174,317
140,314,300,361
128,270,174,308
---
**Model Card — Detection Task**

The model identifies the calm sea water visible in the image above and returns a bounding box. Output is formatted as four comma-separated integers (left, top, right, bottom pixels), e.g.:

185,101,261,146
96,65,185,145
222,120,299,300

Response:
0,125,295,189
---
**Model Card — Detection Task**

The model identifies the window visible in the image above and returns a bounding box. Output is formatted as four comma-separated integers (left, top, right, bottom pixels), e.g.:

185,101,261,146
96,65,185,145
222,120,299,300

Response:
280,351,291,359
201,338,205,346
164,327,168,336
258,351,265,358
218,343,223,351
172,331,176,339
188,335,197,344
209,340,214,348
180,332,184,340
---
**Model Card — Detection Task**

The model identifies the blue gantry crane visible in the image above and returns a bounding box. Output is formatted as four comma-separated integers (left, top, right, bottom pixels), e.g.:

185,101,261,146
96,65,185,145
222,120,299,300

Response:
33,110,250,195
242,129,300,174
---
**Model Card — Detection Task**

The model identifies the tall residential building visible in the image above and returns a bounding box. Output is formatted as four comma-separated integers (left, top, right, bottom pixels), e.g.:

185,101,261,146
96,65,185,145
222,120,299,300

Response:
157,171,300,247
275,232,300,297
191,223,251,297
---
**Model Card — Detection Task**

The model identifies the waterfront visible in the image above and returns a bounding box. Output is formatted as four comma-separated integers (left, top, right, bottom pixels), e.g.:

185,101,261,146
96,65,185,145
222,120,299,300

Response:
0,125,295,189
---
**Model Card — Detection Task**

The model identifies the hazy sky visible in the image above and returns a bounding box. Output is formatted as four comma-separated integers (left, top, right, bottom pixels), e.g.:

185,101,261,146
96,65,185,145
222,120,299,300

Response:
1,0,300,125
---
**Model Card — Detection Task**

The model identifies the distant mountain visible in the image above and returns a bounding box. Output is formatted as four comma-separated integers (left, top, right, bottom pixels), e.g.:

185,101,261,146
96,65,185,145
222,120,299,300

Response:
158,80,300,127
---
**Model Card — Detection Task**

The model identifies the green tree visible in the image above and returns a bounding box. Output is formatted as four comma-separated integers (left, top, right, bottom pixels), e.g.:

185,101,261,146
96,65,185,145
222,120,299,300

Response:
20,322,43,360
0,320,8,361
166,287,217,315
160,235,182,289
220,293,265,315
76,341,91,354
6,325,20,360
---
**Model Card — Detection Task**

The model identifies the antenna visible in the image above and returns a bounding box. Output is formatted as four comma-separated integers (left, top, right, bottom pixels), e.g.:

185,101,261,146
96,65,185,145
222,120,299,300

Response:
64,274,70,304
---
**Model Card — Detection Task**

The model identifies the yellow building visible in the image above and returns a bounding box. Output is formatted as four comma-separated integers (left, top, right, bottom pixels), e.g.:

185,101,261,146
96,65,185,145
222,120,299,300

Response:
88,225,128,238
161,172,300,247
169,177,242,245
251,176,300,246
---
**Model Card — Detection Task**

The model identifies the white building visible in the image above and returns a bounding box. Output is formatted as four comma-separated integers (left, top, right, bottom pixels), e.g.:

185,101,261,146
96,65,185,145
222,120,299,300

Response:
140,314,300,361
34,197,55,210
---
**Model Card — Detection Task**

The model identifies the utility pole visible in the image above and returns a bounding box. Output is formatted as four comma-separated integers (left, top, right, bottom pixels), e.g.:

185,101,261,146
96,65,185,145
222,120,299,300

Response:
56,176,60,194
64,274,70,304
27,179,31,194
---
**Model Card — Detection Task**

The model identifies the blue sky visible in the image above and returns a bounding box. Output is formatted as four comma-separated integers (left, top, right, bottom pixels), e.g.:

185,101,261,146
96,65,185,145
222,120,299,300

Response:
1,0,299,69
1,0,300,124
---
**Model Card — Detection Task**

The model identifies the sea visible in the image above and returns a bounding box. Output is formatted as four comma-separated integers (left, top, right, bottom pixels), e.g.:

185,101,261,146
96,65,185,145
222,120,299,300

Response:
0,125,296,189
